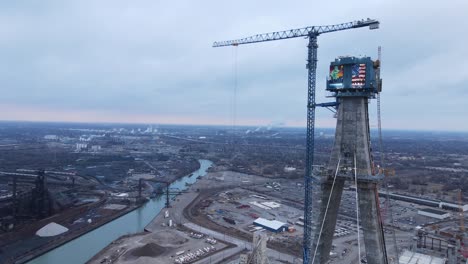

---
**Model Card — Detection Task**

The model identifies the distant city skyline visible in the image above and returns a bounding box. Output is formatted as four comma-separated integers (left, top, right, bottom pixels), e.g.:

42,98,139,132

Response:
0,1,467,131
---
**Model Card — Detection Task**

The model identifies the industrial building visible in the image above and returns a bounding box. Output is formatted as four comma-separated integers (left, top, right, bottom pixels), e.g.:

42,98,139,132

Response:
417,208,452,220
253,218,287,233
377,191,468,211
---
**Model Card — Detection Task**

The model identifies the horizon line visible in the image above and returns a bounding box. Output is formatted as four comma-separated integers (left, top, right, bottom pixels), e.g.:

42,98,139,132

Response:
1,119,467,134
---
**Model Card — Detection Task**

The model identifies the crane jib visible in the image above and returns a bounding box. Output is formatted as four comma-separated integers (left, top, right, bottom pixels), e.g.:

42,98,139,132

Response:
212,19,379,47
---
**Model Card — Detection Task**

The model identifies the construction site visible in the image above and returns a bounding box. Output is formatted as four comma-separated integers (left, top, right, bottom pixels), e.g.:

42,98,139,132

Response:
87,157,468,264
1,12,468,264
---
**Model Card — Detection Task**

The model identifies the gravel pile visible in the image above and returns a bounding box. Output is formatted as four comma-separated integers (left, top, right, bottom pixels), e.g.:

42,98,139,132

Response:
36,222,69,237
126,243,166,259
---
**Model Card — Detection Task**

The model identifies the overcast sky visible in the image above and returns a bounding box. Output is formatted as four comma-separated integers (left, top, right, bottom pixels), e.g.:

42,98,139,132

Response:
0,1,467,131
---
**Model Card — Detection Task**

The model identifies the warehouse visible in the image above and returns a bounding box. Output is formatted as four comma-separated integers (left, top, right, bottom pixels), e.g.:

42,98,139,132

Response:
417,208,451,220
253,218,288,233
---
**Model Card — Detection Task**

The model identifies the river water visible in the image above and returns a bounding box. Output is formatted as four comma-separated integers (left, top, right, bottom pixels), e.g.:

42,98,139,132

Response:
27,159,213,264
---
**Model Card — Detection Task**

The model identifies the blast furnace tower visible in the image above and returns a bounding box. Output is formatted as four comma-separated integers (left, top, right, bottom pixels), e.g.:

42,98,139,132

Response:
312,56,386,264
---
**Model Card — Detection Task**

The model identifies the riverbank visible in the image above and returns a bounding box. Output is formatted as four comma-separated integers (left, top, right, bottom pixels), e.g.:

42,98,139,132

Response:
88,168,301,264
10,201,144,264
87,173,240,264
24,160,212,264
7,160,203,264
85,191,202,263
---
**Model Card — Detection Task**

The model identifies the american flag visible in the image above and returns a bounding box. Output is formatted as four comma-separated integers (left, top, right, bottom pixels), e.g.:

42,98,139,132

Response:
352,64,366,87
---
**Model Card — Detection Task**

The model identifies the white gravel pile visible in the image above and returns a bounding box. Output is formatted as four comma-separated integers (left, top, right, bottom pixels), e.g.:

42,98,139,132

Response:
36,222,69,237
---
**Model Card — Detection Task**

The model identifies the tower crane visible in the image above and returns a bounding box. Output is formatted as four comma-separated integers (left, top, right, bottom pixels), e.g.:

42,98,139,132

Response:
213,19,379,263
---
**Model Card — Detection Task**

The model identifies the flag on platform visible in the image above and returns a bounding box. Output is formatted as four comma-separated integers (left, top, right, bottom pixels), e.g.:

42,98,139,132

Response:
352,64,366,88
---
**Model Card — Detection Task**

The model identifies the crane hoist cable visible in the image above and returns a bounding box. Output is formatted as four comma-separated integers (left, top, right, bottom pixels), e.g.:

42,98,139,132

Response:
376,46,400,260
233,46,238,141
228,46,239,152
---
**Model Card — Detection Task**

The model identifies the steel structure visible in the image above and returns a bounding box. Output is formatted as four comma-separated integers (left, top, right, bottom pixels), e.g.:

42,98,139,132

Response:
0,169,91,227
138,179,187,208
213,18,379,263
0,170,52,220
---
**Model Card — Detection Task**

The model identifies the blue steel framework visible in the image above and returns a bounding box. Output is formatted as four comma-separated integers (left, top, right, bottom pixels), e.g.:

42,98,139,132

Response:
212,19,379,264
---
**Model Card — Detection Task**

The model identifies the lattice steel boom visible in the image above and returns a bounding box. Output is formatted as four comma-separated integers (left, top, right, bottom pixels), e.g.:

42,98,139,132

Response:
212,19,379,264
213,19,378,47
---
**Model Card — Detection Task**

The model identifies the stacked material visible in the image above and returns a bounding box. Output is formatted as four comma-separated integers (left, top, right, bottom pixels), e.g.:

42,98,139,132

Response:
36,222,69,237
103,204,126,210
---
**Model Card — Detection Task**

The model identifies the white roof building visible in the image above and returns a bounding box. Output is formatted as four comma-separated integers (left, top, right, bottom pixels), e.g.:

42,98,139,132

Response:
418,208,451,220
253,218,287,232
262,202,281,209
398,250,446,264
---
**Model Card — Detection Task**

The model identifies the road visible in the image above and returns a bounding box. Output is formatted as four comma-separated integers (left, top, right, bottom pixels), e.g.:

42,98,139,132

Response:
144,171,303,263
185,222,246,264
185,222,301,264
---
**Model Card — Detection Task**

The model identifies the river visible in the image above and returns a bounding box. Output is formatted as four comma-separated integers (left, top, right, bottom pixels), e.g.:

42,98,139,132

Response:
27,159,213,264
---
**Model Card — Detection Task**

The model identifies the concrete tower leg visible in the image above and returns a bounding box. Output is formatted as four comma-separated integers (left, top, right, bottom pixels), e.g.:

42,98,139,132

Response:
312,179,345,264
312,97,387,264
358,183,387,263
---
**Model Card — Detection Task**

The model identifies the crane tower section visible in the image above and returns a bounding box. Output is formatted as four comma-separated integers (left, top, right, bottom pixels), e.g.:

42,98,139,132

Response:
311,56,386,264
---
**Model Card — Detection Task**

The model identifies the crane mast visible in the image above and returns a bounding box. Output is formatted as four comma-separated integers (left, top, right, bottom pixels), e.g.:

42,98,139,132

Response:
213,19,379,264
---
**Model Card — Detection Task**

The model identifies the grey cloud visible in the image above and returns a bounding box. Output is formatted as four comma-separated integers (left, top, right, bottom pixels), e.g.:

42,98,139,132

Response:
0,0,467,130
